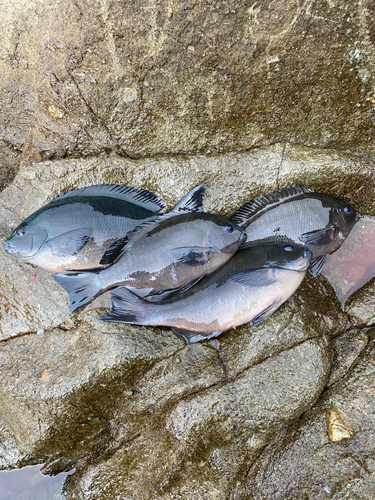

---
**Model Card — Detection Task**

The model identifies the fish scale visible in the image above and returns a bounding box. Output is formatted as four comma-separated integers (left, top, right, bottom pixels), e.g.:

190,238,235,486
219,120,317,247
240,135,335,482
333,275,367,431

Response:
101,244,311,343
230,185,359,276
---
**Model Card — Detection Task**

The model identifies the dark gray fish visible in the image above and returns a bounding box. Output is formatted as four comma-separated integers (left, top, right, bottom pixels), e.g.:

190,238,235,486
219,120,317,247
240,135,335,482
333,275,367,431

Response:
100,243,311,343
230,185,359,276
54,211,246,312
4,184,204,272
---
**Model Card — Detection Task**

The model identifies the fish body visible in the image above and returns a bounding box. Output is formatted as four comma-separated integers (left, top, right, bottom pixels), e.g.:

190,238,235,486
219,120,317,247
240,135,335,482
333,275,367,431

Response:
230,185,359,276
54,211,246,312
4,184,203,272
101,243,311,343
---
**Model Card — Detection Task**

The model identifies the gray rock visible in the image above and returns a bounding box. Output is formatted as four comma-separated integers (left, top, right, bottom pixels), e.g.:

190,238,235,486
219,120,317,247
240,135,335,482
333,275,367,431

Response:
346,277,375,327
326,329,369,387
0,312,182,462
230,335,375,500
1,0,375,178
65,338,330,499
0,146,372,497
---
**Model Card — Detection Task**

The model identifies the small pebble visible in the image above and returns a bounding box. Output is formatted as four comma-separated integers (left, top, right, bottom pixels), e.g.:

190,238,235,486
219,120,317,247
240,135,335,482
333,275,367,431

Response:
323,485,331,494
170,178,175,186
37,329,44,335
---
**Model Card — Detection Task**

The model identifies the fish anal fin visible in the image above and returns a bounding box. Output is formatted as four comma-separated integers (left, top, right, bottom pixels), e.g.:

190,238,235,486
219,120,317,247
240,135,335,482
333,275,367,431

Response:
230,268,276,288
46,228,93,257
170,247,211,266
250,299,281,327
299,228,336,246
309,254,328,277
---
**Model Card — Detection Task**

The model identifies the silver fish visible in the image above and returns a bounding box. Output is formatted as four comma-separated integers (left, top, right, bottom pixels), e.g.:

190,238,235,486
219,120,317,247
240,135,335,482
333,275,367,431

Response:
230,185,359,276
54,211,246,312
4,184,204,272
100,243,311,343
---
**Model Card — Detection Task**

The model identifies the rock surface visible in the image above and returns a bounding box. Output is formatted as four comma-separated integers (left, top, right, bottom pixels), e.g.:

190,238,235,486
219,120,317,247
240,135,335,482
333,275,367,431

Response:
1,0,375,495
1,0,375,181
0,146,374,498
230,331,375,500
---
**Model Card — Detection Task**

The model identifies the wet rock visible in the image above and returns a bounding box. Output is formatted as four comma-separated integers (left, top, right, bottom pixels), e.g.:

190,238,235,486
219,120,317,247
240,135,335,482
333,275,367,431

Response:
230,336,375,500
0,426,22,470
0,312,182,463
346,277,375,327
65,338,330,499
326,329,368,387
0,146,372,497
2,0,375,175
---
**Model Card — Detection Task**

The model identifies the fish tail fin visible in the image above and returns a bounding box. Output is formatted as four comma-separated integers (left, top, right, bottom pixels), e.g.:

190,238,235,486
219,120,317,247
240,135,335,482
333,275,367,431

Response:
100,286,147,324
53,272,100,312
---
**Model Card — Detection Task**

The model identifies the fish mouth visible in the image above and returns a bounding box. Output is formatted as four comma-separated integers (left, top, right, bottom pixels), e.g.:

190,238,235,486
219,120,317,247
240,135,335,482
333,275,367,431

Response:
4,239,16,254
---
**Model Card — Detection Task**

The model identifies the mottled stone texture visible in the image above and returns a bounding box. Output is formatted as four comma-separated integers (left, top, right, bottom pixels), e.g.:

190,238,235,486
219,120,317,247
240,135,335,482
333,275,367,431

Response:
0,149,374,498
1,0,375,182
1,0,375,497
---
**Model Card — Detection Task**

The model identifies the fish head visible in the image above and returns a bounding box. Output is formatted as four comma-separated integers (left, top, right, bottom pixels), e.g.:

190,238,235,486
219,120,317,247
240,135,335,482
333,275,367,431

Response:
330,202,359,234
4,222,48,258
266,244,312,272
207,219,246,254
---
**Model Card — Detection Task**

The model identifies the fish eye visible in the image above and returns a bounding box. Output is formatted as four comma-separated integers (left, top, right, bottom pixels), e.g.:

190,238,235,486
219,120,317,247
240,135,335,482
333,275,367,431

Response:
16,227,26,236
284,245,293,251
225,225,234,233
344,207,351,214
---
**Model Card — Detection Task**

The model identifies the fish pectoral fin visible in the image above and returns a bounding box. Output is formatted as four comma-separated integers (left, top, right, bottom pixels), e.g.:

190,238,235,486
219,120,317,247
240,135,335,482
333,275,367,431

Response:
46,228,93,257
299,228,336,246
99,235,130,265
145,276,204,302
170,247,212,266
309,254,328,277
230,268,277,287
250,299,281,327
171,327,213,344
168,185,205,213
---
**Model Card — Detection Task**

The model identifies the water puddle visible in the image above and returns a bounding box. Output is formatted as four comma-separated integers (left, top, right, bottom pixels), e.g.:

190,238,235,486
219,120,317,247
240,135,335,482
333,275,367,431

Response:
323,215,375,307
0,464,74,500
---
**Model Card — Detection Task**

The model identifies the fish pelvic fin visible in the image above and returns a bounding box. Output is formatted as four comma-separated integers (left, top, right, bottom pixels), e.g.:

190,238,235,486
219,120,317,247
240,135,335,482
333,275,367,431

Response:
309,254,328,277
171,327,220,344
53,272,100,312
168,185,205,213
51,184,166,212
100,286,147,324
230,185,314,226
250,299,281,327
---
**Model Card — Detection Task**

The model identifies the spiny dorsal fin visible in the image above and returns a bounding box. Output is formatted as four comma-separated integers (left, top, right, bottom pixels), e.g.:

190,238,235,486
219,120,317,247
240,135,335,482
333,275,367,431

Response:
230,185,314,226
168,185,205,213
51,184,166,212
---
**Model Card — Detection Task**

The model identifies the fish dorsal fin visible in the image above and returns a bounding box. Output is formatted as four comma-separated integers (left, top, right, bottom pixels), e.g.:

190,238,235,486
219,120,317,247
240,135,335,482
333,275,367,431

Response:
168,185,205,213
230,185,314,226
51,184,166,212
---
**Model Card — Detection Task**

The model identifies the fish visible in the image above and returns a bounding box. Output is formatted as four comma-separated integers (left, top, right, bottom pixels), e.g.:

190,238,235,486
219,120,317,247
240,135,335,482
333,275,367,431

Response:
100,243,312,343
230,185,359,276
54,211,246,312
4,184,204,272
